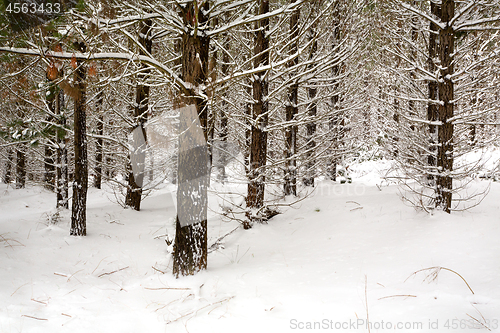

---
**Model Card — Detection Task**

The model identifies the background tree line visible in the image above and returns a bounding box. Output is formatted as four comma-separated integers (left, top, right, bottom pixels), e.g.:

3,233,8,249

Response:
0,0,499,276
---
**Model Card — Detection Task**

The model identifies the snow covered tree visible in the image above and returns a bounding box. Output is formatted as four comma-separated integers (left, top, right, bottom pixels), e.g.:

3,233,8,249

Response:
246,0,270,217
380,0,500,212
283,0,300,196
70,40,88,236
125,18,152,211
172,1,211,277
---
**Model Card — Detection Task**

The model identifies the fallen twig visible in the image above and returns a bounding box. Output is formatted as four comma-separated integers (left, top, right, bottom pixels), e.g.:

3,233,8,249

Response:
11,283,29,297
350,207,363,211
0,233,25,248
466,314,491,331
208,226,240,253
61,313,72,317
67,269,83,282
153,233,168,240
98,266,129,278
22,315,47,321
31,298,47,305
54,272,68,277
92,257,109,274
405,266,474,294
378,295,417,300
152,266,166,274
166,296,234,324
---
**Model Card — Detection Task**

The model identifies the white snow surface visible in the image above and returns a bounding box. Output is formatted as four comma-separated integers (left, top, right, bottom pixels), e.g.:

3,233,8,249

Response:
1,159,500,332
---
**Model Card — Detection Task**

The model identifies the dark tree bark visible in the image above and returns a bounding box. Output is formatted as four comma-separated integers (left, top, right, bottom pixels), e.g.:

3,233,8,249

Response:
15,145,25,189
125,19,152,211
436,0,455,213
44,75,58,191
218,30,230,184
94,90,104,189
172,1,210,277
105,119,114,179
327,2,343,181
408,1,418,131
284,1,300,196
4,148,12,184
244,59,252,177
468,32,480,148
70,41,88,236
246,0,270,211
427,2,440,183
43,135,55,191
303,5,318,187
55,74,69,209
207,41,216,171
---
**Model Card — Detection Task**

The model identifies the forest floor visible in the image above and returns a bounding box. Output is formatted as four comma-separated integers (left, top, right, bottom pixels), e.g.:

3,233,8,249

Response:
1,156,500,333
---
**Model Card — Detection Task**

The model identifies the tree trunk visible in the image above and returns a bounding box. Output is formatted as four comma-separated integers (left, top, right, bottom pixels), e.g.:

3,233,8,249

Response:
105,119,114,179
392,85,400,157
408,1,418,131
4,148,12,184
43,135,55,191
125,19,152,211
246,0,270,212
44,76,57,191
244,61,252,177
327,2,343,181
56,76,69,209
70,41,88,236
427,2,440,184
172,1,210,277
436,0,455,213
284,2,300,196
303,4,318,187
218,29,230,184
94,90,104,189
15,145,25,189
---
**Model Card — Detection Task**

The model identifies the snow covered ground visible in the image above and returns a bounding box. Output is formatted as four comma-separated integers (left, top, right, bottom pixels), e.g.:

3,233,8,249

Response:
1,159,500,333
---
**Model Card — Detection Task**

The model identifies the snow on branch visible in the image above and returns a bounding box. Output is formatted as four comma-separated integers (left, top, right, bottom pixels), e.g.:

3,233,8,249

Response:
449,1,476,27
455,16,500,31
0,47,189,94
399,2,444,30
207,0,305,37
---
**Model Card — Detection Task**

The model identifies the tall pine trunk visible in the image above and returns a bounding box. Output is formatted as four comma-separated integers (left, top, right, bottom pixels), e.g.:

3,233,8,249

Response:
94,90,104,189
126,19,152,211
284,2,300,196
408,1,418,131
303,4,318,187
4,148,12,184
218,30,230,184
172,1,210,277
246,0,270,213
15,145,25,189
436,0,455,212
244,56,252,177
327,2,343,181
43,136,55,190
44,75,58,191
70,41,88,236
56,73,69,209
427,2,440,184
